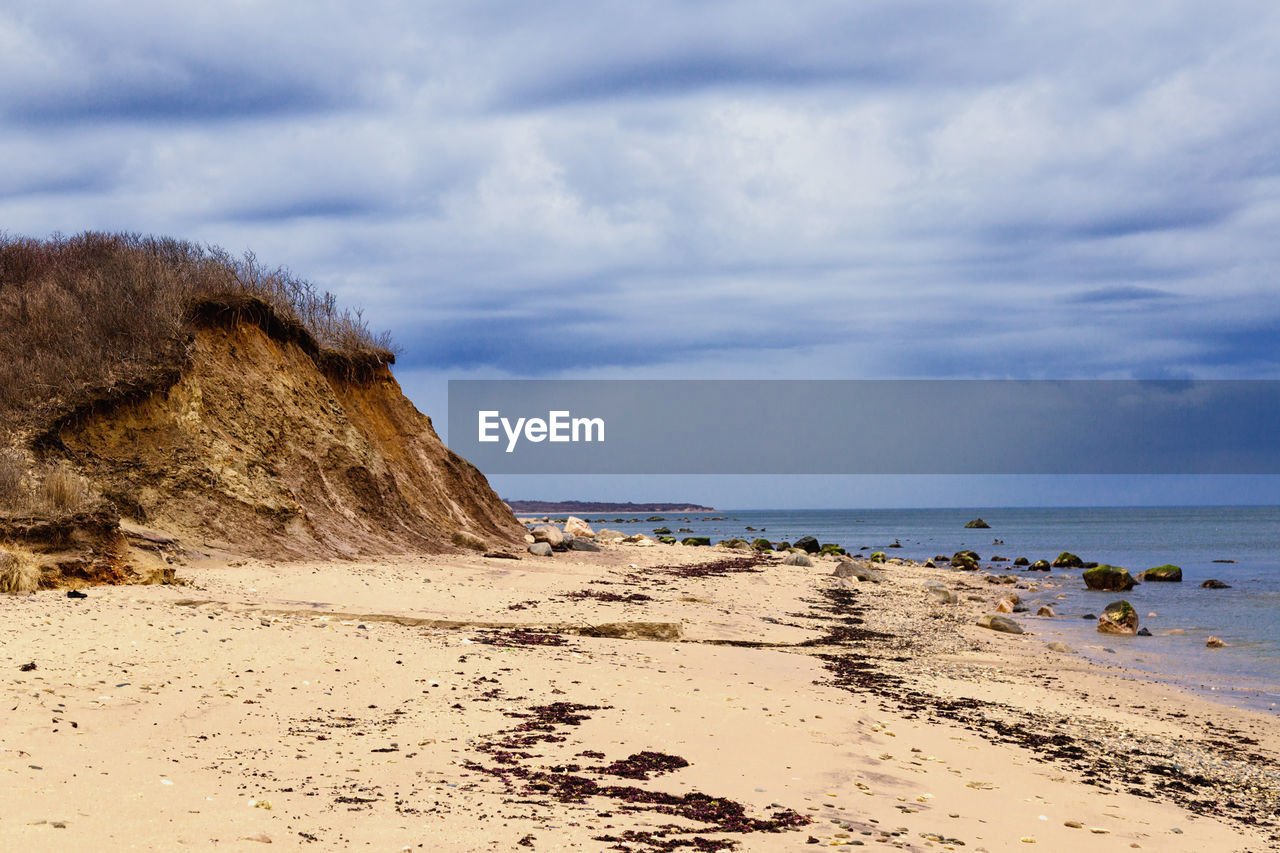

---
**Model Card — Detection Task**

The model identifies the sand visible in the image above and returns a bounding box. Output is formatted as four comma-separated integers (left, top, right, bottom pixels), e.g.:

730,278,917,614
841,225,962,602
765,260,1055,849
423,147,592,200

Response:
1,544,1277,851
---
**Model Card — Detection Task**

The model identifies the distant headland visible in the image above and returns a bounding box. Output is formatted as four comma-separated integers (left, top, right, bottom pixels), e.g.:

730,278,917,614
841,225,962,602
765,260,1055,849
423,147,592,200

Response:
505,500,715,513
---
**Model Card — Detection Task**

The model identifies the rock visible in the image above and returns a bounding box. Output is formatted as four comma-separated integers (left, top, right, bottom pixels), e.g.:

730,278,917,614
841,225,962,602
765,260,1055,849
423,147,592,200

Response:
922,560,937,568
1052,551,1085,568
680,536,711,546
652,527,672,535
820,543,848,556
782,552,813,567
927,587,958,604
991,555,1008,562
965,518,991,528
1206,636,1226,648
450,530,489,551
569,538,601,552
527,542,553,557
1097,600,1138,635
717,538,751,550
1136,627,1152,636
1036,605,1055,617
977,614,1024,634
1140,564,1182,582
1046,641,1074,653
751,537,773,551
1083,564,1137,592
1201,578,1231,589
933,554,951,563
887,539,902,548
1029,559,1051,571
564,516,595,538
595,528,628,542
794,536,820,554
483,551,520,559
1013,556,1030,566
531,525,564,547
995,599,1015,613
868,551,887,563
657,536,677,544
832,561,884,583
951,551,979,571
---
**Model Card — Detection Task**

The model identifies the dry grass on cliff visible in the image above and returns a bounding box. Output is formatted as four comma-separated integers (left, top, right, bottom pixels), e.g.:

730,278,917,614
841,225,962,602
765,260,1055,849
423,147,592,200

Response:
0,545,41,594
0,232,397,437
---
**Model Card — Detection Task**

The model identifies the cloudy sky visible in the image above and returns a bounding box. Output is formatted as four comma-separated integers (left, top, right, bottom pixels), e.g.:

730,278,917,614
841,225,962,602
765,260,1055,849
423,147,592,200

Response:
4,1,1279,506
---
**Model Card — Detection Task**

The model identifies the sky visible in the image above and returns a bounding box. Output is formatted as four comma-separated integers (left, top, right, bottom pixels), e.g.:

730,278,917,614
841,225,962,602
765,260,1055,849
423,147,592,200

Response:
3,1,1279,507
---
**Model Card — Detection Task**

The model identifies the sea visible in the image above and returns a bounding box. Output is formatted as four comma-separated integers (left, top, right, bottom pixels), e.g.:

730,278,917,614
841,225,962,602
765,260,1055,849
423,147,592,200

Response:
577,506,1280,714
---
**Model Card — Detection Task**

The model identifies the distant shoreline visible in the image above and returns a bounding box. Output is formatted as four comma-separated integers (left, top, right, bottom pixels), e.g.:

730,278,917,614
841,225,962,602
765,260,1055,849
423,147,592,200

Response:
505,500,715,513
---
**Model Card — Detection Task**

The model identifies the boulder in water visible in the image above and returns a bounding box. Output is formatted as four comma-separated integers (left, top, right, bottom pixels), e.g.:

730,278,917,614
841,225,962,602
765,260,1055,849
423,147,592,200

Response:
793,536,820,554
1140,564,1182,582
1083,564,1137,592
1052,551,1085,568
1201,578,1231,589
1097,600,1138,635
965,518,991,528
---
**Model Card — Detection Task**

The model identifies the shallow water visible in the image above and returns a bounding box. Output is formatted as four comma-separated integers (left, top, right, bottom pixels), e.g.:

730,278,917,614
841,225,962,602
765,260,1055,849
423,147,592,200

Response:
594,506,1280,713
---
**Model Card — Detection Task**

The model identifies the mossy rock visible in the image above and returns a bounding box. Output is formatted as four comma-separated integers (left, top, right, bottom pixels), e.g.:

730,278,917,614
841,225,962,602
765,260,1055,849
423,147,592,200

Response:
820,543,848,556
717,538,750,550
657,536,677,544
1098,600,1138,634
1052,551,1085,568
951,550,979,570
652,527,672,535
1142,564,1182,582
1083,564,1137,592
681,536,711,546
776,541,791,551
869,551,887,563
957,549,980,562
965,518,991,529
751,537,773,551
1029,559,1051,571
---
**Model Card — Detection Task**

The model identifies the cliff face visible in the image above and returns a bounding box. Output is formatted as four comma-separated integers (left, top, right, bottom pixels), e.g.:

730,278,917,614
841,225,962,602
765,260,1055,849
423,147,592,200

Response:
52,318,522,558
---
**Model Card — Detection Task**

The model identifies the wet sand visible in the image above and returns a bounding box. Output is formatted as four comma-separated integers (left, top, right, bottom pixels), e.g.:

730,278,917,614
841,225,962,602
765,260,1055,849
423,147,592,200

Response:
1,545,1277,851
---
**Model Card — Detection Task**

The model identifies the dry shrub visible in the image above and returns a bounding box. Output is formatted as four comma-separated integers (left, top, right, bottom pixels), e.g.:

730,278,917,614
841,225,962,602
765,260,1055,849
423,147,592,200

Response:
40,463,87,513
0,232,397,435
0,447,22,508
0,545,41,593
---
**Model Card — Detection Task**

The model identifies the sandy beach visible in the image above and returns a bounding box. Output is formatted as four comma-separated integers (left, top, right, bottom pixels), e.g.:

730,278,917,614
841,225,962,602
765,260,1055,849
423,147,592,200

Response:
2,543,1277,852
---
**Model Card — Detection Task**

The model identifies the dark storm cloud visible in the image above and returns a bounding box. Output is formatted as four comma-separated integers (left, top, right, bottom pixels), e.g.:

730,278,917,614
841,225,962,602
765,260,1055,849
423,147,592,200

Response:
2,0,1279,383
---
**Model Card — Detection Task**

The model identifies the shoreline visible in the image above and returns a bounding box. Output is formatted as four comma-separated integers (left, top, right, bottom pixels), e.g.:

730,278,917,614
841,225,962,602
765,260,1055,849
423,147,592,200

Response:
2,543,1277,850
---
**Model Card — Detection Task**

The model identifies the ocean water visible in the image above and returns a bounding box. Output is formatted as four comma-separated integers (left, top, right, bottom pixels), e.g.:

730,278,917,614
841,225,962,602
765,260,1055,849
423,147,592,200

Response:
589,506,1280,713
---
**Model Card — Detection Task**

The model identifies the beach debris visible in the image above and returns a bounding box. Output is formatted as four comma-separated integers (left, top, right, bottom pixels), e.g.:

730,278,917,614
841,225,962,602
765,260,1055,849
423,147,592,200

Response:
1097,600,1138,635
977,614,1024,634
782,552,813,567
1052,551,1085,568
18,661,36,671
66,589,88,599
527,542,553,557
1206,636,1227,648
1139,564,1182,582
1083,564,1137,591
1046,641,1074,653
1201,578,1231,589
965,518,991,528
